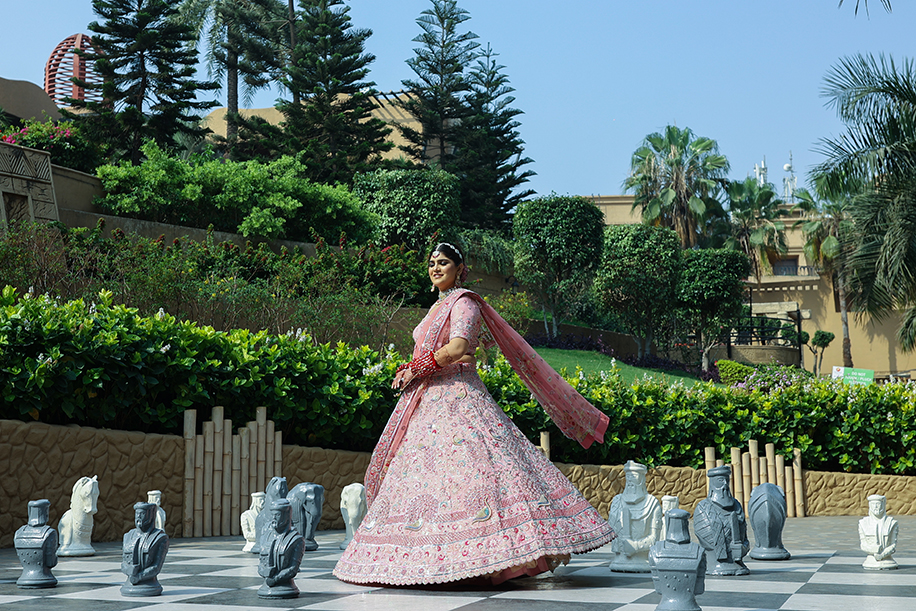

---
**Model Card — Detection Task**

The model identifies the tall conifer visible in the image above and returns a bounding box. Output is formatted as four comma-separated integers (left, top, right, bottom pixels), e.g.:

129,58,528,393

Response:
68,0,218,164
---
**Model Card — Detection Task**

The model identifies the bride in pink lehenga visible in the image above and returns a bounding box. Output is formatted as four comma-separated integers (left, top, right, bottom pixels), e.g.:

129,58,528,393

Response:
333,243,615,586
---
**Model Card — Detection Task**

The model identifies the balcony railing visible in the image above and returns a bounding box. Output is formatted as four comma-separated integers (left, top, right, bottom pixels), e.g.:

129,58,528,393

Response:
770,265,819,277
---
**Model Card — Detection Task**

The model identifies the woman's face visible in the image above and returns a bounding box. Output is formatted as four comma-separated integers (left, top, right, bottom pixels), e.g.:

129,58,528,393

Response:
429,252,461,291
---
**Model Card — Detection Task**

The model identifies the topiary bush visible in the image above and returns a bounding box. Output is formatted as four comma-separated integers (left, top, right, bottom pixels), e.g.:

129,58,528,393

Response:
717,359,754,385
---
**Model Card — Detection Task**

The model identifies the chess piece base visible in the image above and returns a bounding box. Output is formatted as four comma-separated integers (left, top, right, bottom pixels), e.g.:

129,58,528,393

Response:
749,546,791,561
242,541,256,553
258,582,299,599
121,581,163,596
16,576,57,589
609,554,651,573
58,545,95,557
706,557,750,576
304,539,319,552
863,555,898,570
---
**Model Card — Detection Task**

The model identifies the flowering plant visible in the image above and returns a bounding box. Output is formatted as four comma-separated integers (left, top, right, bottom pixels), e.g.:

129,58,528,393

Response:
0,117,103,173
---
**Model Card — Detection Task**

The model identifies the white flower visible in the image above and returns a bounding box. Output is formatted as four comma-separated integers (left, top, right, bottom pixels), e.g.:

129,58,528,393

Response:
160,344,171,353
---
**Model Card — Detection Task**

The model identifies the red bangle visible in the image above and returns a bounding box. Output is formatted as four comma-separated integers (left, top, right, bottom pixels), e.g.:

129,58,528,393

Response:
396,363,409,374
408,350,442,378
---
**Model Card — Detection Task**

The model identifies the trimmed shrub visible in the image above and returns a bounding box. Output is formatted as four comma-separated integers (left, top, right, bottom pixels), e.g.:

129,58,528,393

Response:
717,359,754,385
0,117,104,173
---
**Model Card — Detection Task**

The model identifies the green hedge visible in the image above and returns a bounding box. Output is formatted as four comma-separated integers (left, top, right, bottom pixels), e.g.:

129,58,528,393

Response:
3,286,915,475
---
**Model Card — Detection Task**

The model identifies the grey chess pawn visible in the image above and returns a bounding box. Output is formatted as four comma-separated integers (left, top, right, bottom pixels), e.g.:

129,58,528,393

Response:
859,494,898,570
288,482,324,551
58,475,100,557
253,476,288,555
147,490,166,531
748,483,790,560
339,483,367,550
258,499,305,599
608,461,662,572
242,492,266,553
14,500,58,588
121,502,169,596
650,509,706,611
693,465,750,576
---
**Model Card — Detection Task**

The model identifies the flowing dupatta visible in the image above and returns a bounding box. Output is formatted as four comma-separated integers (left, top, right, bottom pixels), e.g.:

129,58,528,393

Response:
364,289,609,506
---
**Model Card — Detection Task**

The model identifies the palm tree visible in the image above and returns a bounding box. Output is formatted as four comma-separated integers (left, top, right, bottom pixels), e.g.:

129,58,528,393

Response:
724,177,789,285
177,0,283,143
838,0,892,16
814,53,916,351
795,181,855,368
624,125,730,249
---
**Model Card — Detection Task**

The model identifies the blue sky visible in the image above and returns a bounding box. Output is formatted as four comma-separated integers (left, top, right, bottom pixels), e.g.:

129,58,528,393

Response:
2,1,912,198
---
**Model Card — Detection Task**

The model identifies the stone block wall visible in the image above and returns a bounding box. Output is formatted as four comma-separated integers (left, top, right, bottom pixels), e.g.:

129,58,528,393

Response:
282,446,371,531
5,418,916,549
0,420,183,548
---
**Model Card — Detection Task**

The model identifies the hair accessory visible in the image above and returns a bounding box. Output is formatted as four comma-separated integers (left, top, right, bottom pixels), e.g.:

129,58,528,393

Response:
433,242,463,262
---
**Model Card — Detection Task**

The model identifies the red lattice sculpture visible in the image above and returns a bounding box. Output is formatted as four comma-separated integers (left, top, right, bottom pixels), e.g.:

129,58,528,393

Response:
44,33,105,107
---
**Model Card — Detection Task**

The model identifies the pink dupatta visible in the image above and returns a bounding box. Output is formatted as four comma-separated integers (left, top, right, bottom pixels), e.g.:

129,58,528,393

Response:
364,289,609,506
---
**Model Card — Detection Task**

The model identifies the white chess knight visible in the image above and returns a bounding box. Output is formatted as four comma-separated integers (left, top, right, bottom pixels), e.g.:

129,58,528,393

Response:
58,476,100,557
607,461,662,572
339,483,367,550
859,494,898,570
241,492,266,553
147,490,166,531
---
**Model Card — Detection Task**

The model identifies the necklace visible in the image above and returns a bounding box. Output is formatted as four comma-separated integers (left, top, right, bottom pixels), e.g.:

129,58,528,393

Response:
437,286,461,301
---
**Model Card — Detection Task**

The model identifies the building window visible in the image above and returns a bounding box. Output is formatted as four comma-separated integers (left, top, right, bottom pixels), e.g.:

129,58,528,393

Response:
772,257,799,276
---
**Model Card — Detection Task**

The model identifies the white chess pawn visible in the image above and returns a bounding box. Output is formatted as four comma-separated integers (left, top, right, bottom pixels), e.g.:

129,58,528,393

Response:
147,490,166,531
241,492,266,553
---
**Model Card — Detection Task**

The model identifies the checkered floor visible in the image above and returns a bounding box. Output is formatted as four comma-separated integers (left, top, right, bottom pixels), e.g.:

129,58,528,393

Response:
0,529,914,611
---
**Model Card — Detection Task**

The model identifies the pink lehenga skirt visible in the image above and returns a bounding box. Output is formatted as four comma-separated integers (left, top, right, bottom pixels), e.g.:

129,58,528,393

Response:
333,363,616,585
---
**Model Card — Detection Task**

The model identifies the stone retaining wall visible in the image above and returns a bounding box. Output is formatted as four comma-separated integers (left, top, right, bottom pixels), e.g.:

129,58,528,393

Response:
0,420,184,549
3,419,916,548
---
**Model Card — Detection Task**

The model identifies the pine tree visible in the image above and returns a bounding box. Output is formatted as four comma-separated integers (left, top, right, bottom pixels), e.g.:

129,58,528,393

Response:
449,45,535,231
273,0,392,184
399,0,479,165
67,0,219,165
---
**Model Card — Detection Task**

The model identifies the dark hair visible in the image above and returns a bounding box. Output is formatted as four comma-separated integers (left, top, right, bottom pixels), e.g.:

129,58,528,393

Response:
429,242,464,266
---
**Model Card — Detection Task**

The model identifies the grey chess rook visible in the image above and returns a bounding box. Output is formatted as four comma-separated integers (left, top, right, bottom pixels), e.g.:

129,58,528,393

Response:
693,465,750,576
748,482,791,560
288,482,324,552
14,500,58,588
258,498,305,599
253,476,288,555
608,460,662,573
120,502,169,597
650,509,706,611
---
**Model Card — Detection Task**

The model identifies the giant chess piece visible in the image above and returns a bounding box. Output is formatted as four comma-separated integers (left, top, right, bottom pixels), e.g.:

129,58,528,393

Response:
859,494,898,570
253,477,288,555
258,499,305,599
693,465,750,576
147,490,166,531
14,500,58,588
288,482,324,552
58,475,100,557
649,509,706,611
660,495,679,541
748,483,790,560
339,483,367,550
241,492,266,553
121,502,170,596
608,460,662,572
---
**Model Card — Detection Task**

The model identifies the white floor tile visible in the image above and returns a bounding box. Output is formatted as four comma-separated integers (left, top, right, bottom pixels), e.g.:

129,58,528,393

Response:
492,586,654,604
50,585,230,603
782,593,916,611
297,593,485,611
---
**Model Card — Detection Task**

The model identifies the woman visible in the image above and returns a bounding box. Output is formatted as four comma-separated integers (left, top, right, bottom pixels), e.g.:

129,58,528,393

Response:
333,243,615,586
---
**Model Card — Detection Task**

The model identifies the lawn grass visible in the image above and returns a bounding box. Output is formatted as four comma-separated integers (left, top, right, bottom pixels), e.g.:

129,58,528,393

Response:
534,347,706,387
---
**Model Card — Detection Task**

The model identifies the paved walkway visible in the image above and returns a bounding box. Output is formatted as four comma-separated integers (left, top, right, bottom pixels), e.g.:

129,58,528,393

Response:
1,517,915,611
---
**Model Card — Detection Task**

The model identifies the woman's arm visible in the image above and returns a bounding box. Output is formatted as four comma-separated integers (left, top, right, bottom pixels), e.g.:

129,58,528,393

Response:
392,337,472,391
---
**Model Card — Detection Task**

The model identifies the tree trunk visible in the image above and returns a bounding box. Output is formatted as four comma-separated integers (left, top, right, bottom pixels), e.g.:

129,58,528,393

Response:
226,51,239,143
836,273,853,368
288,0,299,106
550,303,559,339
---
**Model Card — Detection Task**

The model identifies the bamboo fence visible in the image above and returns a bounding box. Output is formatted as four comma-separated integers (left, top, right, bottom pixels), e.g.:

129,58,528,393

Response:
182,406,283,538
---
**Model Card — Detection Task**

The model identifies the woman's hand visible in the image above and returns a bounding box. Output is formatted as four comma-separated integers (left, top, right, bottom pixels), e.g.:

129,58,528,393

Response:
392,368,416,391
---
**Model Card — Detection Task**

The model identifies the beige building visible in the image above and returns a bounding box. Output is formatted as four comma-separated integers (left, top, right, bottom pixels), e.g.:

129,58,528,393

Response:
590,195,915,377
